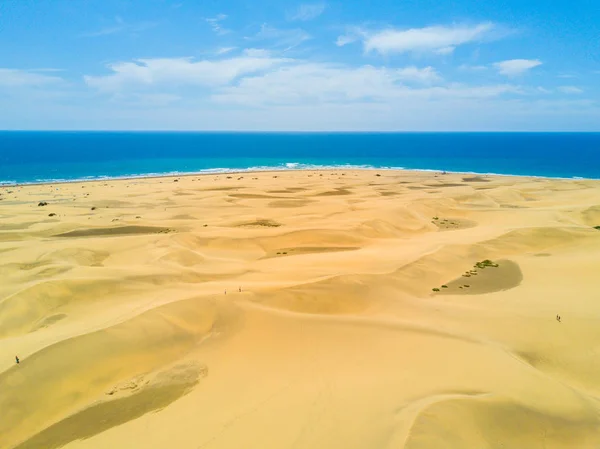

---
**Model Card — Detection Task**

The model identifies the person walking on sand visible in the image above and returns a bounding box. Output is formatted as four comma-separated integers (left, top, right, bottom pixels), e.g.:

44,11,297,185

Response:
239,286,242,293
15,355,19,364
556,314,561,323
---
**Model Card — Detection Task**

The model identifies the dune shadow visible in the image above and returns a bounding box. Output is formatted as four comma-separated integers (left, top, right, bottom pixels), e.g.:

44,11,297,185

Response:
462,176,490,183
55,226,173,238
236,219,282,228
314,188,352,196
436,259,523,295
14,365,204,449
268,199,312,208
264,246,360,258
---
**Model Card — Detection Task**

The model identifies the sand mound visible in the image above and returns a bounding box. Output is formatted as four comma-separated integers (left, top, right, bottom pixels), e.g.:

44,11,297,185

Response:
405,396,600,448
456,192,499,208
356,214,431,238
425,182,466,188
43,248,110,266
158,249,206,267
257,229,365,252
229,193,282,199
432,217,477,231
56,226,173,238
435,259,523,295
170,234,264,259
254,277,373,315
14,363,207,449
199,186,239,191
29,313,68,332
0,279,129,337
171,214,197,220
268,187,307,193
0,296,219,448
581,205,600,226
478,227,593,254
314,188,352,196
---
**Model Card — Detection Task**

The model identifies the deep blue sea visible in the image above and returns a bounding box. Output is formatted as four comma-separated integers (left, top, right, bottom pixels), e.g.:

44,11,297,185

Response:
1,132,599,185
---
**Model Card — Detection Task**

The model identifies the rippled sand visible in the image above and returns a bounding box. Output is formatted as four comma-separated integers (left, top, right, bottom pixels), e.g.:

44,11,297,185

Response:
2,170,600,449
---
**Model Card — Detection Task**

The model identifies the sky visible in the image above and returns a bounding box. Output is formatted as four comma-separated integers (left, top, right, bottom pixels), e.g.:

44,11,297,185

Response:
1,0,599,131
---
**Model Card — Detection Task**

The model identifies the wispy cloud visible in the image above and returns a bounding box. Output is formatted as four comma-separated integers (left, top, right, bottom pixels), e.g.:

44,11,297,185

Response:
84,16,157,37
434,46,455,55
248,24,311,50
84,51,290,92
558,85,583,94
287,3,326,21
0,69,64,87
335,26,365,47
458,64,488,71
395,66,442,84
215,47,237,55
494,59,542,76
347,22,494,55
206,14,231,36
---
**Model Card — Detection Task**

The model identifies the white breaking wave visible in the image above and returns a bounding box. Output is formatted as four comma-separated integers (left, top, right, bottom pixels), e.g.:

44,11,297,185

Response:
2,161,593,186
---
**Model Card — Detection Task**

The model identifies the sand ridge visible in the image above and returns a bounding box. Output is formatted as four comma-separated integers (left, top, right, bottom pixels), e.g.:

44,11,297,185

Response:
1,169,600,449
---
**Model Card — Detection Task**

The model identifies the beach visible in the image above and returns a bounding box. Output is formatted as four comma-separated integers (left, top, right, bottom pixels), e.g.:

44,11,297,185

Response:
2,168,600,448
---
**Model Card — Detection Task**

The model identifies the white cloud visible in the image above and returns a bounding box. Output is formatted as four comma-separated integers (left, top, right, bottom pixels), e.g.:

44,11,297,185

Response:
248,24,311,49
361,22,493,55
336,34,357,47
434,46,455,55
84,54,289,92
0,69,64,87
558,85,583,94
493,59,542,76
335,27,365,47
396,66,441,83
216,47,237,55
288,3,326,21
212,62,517,106
206,14,230,36
537,86,552,94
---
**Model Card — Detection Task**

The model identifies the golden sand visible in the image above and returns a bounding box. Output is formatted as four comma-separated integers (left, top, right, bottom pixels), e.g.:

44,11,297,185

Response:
1,170,600,449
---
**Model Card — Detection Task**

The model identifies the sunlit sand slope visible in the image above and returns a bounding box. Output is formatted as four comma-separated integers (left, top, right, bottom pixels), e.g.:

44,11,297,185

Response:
1,170,600,449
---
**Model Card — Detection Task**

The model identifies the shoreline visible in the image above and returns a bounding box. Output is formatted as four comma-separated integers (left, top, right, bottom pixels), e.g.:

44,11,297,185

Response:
1,166,596,188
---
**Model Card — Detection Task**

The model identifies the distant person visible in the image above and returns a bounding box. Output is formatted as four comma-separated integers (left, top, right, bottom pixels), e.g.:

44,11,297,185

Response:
15,355,19,364
239,286,242,293
556,315,561,323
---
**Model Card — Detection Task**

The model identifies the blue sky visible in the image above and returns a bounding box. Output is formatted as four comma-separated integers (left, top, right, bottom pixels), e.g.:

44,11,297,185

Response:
1,0,599,130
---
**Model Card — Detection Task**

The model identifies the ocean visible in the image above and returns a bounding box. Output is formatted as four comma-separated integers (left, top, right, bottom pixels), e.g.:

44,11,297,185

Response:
1,132,599,185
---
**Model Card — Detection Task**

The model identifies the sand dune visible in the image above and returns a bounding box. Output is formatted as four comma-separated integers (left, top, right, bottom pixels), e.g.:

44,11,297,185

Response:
2,170,600,449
